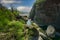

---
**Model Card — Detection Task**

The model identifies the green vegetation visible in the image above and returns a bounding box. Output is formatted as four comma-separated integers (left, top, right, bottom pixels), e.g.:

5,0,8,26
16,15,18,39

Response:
0,0,60,40
36,0,46,4
0,4,25,40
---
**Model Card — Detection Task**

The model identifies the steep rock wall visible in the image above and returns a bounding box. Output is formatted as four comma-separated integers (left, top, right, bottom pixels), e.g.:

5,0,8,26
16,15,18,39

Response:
29,0,60,30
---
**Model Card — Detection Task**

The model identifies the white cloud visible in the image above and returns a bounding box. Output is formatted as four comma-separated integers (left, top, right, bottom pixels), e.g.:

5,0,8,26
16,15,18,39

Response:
17,6,32,12
0,0,21,4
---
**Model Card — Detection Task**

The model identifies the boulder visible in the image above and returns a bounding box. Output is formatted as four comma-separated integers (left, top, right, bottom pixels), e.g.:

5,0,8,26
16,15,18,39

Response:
46,25,55,37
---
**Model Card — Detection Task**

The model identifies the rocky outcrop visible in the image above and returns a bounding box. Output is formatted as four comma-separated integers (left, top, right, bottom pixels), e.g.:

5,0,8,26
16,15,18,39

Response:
29,0,60,31
46,25,55,37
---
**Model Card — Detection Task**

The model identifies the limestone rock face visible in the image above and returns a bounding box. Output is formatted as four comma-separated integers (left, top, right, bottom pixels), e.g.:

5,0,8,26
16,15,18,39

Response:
29,0,60,31
46,25,55,37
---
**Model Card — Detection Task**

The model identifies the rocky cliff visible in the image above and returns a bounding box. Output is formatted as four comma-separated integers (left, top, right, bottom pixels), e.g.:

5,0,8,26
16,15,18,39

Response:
29,0,60,30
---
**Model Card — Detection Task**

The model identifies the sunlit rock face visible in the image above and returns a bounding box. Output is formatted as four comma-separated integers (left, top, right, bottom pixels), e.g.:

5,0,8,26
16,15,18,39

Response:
29,0,60,31
46,25,55,37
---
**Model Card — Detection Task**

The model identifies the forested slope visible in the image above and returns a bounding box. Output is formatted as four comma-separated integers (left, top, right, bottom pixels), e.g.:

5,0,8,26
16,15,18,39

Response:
0,4,25,40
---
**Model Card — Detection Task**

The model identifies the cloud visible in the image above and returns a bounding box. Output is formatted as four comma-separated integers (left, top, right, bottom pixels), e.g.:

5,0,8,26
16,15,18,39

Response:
0,0,21,4
17,6,32,12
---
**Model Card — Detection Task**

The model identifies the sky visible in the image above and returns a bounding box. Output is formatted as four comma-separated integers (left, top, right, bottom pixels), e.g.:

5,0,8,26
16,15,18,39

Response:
0,0,36,12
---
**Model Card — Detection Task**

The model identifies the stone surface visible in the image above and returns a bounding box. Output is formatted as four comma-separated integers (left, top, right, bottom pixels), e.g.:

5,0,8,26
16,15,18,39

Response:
29,0,60,31
46,25,55,37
